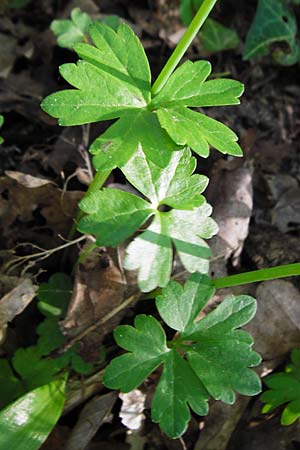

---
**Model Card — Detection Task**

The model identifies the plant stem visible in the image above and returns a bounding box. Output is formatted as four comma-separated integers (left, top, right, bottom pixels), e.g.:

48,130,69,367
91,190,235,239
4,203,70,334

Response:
212,263,300,289
68,170,110,240
151,0,218,96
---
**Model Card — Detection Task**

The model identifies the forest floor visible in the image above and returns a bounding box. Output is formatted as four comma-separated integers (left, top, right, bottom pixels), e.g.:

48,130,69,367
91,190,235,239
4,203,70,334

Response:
1,0,300,449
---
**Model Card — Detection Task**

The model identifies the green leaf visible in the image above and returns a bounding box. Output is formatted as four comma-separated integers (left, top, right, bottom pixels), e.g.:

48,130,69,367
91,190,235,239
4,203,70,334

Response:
157,106,243,158
124,214,173,292
0,114,4,144
41,22,151,125
104,314,209,438
36,317,66,355
104,315,169,392
37,273,72,318
261,350,300,425
184,295,261,403
151,60,243,108
0,377,66,450
0,359,24,408
155,273,214,332
125,203,217,292
78,188,153,247
12,347,62,391
122,147,208,209
90,111,178,170
180,0,205,26
104,282,260,438
200,18,239,53
100,15,122,31
79,148,215,291
152,350,209,438
243,0,298,61
51,8,92,49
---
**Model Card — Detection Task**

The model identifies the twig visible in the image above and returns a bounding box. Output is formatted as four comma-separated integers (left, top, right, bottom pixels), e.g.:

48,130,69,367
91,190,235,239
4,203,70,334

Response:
60,291,140,353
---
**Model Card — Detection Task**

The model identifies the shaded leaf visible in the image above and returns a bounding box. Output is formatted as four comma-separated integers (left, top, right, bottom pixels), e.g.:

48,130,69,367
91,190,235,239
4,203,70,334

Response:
78,188,153,246
90,111,178,170
0,377,66,450
0,359,24,408
261,349,300,425
0,114,3,144
51,7,92,49
12,347,62,391
243,0,298,61
200,18,239,53
37,273,72,318
122,147,208,209
180,0,205,26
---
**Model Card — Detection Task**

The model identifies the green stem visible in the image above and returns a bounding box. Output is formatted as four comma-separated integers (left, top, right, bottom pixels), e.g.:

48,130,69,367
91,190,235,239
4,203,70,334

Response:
68,170,110,240
151,0,218,96
212,263,300,289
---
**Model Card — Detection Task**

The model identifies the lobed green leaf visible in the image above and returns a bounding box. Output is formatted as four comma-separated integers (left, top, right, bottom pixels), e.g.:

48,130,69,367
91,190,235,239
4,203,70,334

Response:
157,106,243,158
51,7,92,49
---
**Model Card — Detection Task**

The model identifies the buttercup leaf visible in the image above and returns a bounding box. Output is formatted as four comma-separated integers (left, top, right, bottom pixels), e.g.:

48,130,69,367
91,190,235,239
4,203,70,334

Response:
37,273,72,318
78,188,153,246
42,22,151,126
104,279,260,438
122,147,208,209
51,7,92,49
91,111,178,170
157,106,243,158
152,60,243,108
155,273,214,332
261,349,300,425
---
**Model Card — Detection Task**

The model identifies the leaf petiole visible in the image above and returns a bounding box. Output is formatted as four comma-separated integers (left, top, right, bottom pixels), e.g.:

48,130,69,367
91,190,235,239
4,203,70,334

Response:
212,263,300,289
151,0,218,96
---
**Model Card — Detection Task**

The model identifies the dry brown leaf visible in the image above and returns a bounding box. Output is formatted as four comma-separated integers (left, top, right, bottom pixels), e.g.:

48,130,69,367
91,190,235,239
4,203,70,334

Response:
0,278,37,344
65,392,117,450
207,162,253,277
0,172,82,249
60,244,127,361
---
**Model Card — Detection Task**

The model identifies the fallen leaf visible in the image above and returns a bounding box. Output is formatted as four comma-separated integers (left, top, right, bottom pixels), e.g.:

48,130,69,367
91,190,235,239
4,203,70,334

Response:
60,243,127,361
0,278,37,344
65,392,117,450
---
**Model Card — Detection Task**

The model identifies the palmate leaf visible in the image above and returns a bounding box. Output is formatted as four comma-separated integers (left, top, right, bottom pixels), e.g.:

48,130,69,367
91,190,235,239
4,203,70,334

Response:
42,22,151,125
261,349,300,425
90,110,179,170
104,274,261,438
157,106,242,158
78,148,217,291
151,60,244,157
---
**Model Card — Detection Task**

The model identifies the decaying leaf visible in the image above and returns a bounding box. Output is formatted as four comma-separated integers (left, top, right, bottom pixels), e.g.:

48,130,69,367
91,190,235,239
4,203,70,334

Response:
0,278,37,344
0,172,82,249
207,161,253,277
65,392,117,450
60,243,128,361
